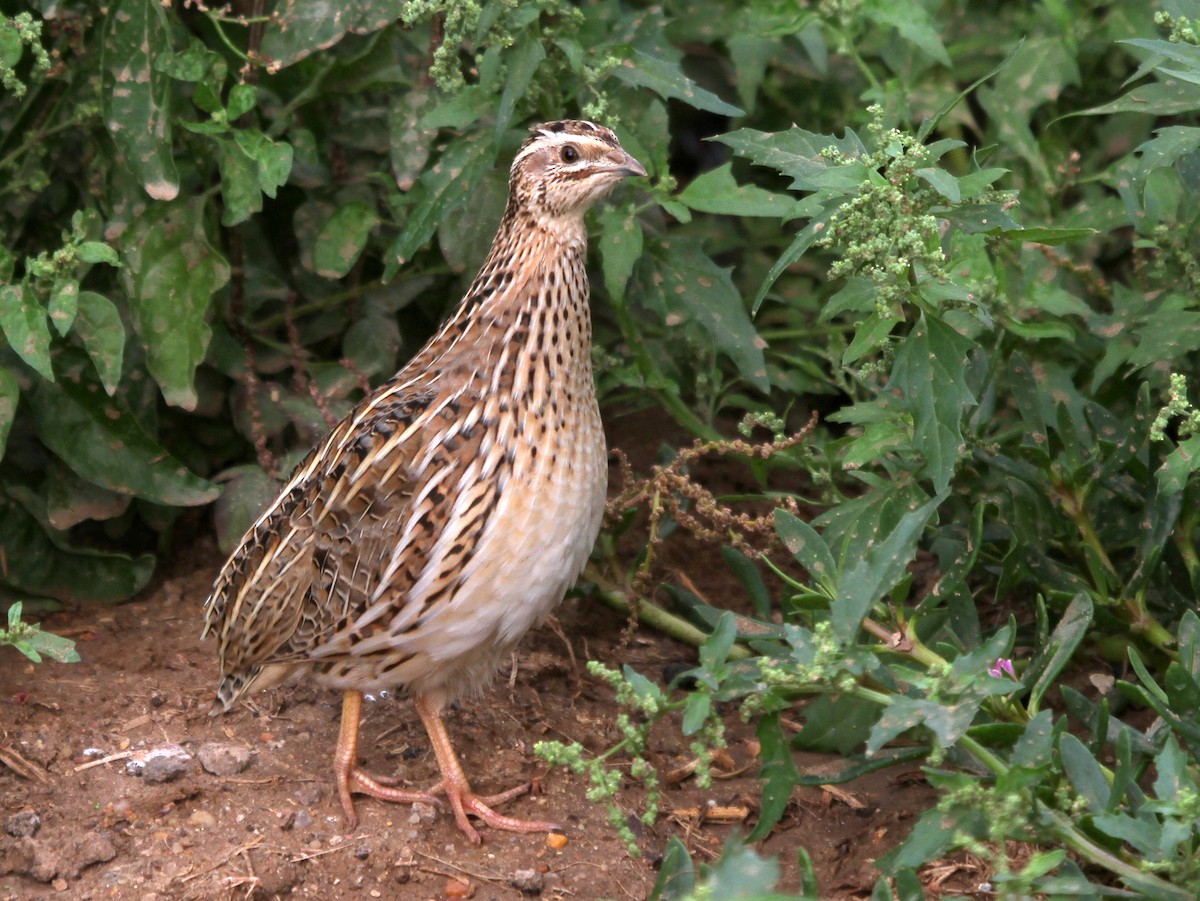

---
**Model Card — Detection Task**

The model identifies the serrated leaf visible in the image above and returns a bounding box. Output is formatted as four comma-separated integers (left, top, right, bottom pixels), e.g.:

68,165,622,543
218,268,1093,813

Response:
385,138,494,276
715,126,867,191
645,237,768,391
0,284,54,381
678,163,802,217
1059,733,1110,813
1072,79,1200,119
28,357,218,507
747,712,799,842
868,694,976,754
102,0,178,200
73,291,125,396
313,201,379,278
833,493,944,642
0,367,17,459
612,50,743,117
890,314,977,492
120,198,229,409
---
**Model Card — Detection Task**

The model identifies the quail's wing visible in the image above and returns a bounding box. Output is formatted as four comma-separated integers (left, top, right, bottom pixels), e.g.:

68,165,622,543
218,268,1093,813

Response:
202,388,433,673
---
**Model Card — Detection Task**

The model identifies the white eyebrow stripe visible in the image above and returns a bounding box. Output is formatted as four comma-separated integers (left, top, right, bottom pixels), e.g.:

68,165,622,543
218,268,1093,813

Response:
511,131,615,169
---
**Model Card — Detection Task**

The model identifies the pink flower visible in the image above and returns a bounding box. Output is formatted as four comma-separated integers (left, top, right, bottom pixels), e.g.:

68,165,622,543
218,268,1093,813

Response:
989,658,1016,679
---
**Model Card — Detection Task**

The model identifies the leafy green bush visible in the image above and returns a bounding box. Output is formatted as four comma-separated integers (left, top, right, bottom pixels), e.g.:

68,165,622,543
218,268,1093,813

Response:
3,0,1200,896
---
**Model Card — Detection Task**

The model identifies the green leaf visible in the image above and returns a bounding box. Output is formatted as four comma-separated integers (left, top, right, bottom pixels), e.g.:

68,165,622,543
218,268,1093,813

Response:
647,836,695,901
833,493,944,642
102,0,179,200
774,509,836,592
48,280,78,337
1072,79,1200,119
612,50,743,117
226,83,256,119
218,138,262,226
20,628,82,664
1059,733,1110,813
234,129,294,199
0,284,54,381
389,88,440,190
794,693,880,754
720,546,771,619
385,137,494,275
699,611,737,671
28,364,219,507
890,314,977,492
700,840,781,898
213,464,281,554
597,204,643,303
681,691,711,737
747,712,800,842
867,694,976,754
313,201,380,279
1026,594,1093,715
867,0,951,66
0,493,154,604
0,367,17,459
119,198,229,409
495,39,545,143
977,36,1080,187
45,460,131,530
716,126,867,192
644,237,769,392
259,0,409,68
73,292,126,396
678,164,802,218
77,242,121,266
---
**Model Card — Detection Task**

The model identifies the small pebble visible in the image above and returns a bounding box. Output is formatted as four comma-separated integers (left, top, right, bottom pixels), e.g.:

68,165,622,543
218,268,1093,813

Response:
280,810,313,832
197,743,253,776
142,753,189,784
5,811,41,838
353,846,370,860
293,785,323,806
188,810,217,828
444,878,471,898
510,868,544,895
545,833,568,850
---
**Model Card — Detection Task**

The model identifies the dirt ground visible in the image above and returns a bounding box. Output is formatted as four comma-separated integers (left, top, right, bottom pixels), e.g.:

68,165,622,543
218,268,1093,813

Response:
0,413,972,901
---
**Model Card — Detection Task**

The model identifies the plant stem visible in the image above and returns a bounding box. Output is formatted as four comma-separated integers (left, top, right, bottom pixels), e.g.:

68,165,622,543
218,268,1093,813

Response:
591,581,753,661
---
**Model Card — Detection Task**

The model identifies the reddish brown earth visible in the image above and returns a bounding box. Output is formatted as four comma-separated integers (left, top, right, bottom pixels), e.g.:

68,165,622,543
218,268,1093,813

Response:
0,414,976,900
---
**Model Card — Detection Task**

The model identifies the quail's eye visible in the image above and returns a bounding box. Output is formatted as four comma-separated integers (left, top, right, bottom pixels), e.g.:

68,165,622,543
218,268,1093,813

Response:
560,145,579,163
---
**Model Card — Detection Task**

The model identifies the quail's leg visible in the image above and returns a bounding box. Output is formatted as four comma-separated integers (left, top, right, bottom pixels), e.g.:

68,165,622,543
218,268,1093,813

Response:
414,693,561,844
334,690,441,828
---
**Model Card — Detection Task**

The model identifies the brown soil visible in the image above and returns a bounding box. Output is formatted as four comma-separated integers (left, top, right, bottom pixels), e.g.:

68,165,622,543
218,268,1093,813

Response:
0,413,966,901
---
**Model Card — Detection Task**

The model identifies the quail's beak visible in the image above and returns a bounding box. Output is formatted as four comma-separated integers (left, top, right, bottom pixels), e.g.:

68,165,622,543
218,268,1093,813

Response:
608,149,648,179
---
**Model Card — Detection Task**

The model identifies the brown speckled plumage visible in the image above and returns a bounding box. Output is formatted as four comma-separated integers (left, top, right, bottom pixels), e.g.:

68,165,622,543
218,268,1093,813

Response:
202,121,645,842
